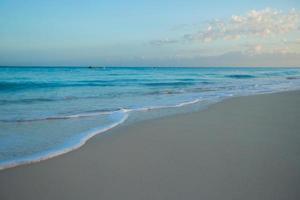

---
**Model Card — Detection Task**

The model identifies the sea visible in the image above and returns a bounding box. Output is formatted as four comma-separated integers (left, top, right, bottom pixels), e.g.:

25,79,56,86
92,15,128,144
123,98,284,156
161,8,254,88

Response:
1,67,300,169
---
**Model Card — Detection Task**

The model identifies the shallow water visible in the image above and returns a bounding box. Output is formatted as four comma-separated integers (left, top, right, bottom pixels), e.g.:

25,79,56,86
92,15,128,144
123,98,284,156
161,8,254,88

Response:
1,67,300,169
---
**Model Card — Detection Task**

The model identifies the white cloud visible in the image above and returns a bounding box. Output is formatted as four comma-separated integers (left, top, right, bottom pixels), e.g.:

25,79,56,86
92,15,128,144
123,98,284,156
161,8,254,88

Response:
153,8,300,46
184,8,300,42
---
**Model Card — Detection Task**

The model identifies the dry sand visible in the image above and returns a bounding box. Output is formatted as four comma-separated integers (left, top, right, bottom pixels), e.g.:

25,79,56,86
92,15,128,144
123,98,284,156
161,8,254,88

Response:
0,91,300,200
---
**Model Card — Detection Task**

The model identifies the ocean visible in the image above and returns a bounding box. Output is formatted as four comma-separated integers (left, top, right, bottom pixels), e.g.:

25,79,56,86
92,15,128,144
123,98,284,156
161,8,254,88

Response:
1,67,300,169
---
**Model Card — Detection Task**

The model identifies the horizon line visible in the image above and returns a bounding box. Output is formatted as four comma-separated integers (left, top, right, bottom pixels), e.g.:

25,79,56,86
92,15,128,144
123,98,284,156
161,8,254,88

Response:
1,66,299,68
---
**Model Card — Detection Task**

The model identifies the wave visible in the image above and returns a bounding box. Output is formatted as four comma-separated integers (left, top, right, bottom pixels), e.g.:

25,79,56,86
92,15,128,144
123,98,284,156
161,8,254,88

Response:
132,99,202,112
0,97,204,123
225,74,256,79
286,76,300,80
0,110,129,170
145,90,183,95
0,78,205,92
78,79,145,83
142,82,196,87
0,98,58,105
0,98,206,170
0,81,116,91
0,81,146,92
0,108,123,123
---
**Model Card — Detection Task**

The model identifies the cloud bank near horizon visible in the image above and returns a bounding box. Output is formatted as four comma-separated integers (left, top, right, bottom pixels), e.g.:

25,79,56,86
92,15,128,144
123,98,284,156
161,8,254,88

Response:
151,8,300,59
185,8,299,43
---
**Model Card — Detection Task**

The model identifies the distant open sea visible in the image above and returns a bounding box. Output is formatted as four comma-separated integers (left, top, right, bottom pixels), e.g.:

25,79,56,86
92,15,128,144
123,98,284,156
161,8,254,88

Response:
1,67,300,169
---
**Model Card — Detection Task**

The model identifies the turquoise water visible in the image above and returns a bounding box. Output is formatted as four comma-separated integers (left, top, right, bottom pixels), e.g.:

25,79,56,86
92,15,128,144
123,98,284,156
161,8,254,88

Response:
1,67,300,169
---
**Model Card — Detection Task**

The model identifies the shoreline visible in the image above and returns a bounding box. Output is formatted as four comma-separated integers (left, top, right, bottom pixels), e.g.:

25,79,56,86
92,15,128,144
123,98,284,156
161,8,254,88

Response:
0,90,292,171
1,90,300,199
0,89,298,171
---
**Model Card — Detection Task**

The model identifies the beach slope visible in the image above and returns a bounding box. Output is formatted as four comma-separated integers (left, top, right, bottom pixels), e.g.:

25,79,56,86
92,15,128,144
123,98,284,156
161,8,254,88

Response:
0,91,300,200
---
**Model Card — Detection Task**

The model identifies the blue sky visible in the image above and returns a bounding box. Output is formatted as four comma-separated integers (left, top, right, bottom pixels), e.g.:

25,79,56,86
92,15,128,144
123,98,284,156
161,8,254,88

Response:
0,0,299,67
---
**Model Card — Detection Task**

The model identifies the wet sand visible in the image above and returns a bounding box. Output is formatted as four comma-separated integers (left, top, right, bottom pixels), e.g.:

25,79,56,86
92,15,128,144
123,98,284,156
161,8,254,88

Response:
0,91,300,200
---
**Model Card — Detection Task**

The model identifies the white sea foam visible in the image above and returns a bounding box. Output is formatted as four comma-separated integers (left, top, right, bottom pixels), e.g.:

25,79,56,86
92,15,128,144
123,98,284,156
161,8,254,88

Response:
0,110,128,170
0,99,207,170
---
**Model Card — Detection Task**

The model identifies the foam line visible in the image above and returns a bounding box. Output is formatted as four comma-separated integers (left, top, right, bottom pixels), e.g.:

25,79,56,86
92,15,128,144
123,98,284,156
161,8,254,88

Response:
0,111,128,170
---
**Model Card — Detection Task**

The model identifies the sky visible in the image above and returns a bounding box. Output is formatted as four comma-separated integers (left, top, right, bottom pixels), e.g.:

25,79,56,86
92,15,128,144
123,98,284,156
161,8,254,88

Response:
0,0,299,67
